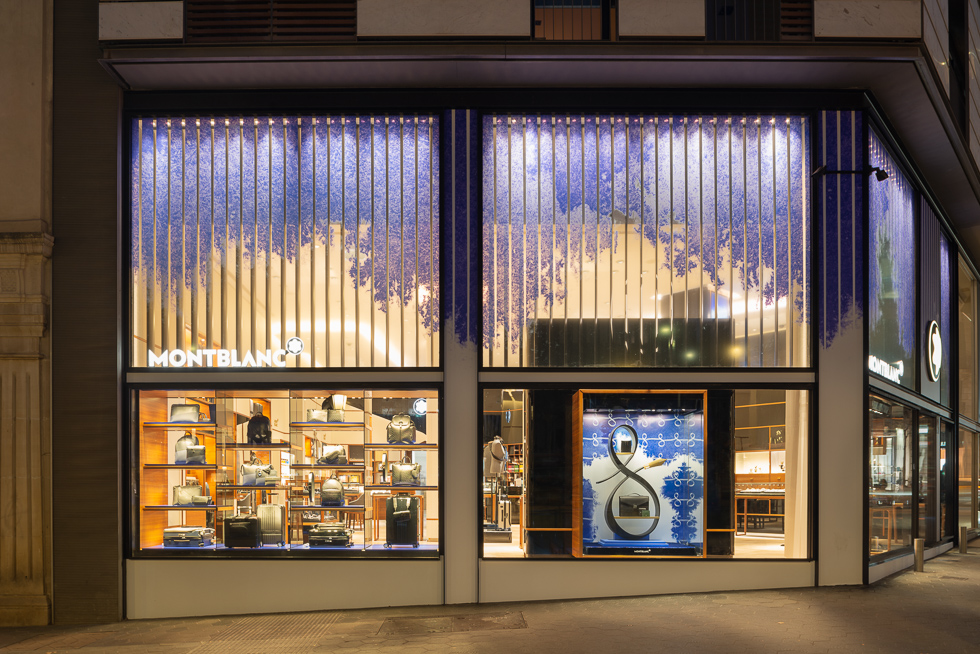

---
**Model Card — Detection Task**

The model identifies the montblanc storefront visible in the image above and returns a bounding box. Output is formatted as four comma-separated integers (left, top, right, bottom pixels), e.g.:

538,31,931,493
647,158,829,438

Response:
121,93,976,618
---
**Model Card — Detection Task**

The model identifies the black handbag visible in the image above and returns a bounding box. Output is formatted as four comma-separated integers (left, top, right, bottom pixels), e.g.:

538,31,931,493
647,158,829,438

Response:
619,494,650,517
320,477,345,506
387,414,416,444
247,413,272,444
316,444,348,466
391,457,421,486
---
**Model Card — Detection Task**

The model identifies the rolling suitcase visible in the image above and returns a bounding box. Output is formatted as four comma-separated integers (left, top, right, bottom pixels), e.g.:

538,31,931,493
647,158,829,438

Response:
385,495,419,548
308,523,353,548
163,526,214,547
257,503,286,547
224,515,261,548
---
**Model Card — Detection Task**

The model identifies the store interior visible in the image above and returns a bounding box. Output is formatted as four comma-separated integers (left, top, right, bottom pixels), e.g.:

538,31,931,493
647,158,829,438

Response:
134,388,439,555
481,388,809,559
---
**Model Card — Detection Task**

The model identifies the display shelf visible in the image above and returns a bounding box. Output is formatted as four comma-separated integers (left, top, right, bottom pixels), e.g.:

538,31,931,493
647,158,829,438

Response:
143,505,217,510
290,505,365,511
290,422,365,429
214,485,290,490
363,443,438,450
143,422,216,428
290,464,363,471
143,464,217,470
217,443,291,450
364,485,437,491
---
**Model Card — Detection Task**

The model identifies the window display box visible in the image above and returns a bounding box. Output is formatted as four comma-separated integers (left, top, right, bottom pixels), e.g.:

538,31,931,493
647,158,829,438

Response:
131,388,440,558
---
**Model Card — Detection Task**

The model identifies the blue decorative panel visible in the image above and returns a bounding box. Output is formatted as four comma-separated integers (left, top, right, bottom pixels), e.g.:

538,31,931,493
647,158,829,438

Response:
816,110,864,349
483,114,811,368
130,115,440,368
869,129,916,388
444,110,481,347
580,392,705,556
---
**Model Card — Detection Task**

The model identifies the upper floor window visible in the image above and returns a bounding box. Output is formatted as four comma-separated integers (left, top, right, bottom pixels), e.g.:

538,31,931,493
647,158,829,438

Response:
482,113,811,368
130,114,440,369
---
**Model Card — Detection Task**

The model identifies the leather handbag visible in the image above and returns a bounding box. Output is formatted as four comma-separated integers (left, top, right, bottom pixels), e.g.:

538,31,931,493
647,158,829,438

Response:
320,477,345,506
173,483,203,505
387,414,416,444
247,413,272,444
619,494,650,517
170,404,200,423
241,463,280,486
390,458,421,486
175,431,206,464
307,409,330,422
316,444,348,466
326,409,345,422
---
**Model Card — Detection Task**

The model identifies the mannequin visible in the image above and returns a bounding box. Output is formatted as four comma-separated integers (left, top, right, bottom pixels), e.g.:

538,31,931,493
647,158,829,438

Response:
483,435,509,477
247,403,272,444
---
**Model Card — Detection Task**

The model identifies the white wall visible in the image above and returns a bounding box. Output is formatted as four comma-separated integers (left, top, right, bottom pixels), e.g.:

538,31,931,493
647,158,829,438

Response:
480,560,814,602
619,0,704,37
127,559,443,619
358,0,529,38
814,0,921,38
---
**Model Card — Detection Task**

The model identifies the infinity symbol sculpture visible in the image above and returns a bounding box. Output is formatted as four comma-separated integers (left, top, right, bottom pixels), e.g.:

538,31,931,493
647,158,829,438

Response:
596,424,661,540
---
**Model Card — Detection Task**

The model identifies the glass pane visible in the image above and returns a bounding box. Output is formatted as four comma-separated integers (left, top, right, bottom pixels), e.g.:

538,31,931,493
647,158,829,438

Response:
869,395,914,554
482,113,811,368
481,389,528,557
940,422,954,539
959,258,977,419
959,429,975,530
868,131,916,389
917,415,938,544
130,115,440,369
734,389,809,559
132,388,440,557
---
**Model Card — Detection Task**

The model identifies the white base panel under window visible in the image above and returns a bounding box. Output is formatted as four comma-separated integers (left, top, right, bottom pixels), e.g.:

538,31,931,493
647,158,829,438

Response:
126,559,443,619
478,560,814,603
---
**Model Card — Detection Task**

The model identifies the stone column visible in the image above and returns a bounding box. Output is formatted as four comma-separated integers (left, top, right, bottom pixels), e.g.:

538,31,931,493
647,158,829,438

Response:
0,0,53,626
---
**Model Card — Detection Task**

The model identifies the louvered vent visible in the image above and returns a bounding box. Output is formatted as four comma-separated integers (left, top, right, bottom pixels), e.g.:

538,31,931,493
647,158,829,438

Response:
185,1,356,43
779,0,813,41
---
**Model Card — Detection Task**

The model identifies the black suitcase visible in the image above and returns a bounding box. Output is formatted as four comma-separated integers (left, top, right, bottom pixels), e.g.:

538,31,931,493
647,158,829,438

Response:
385,495,419,548
308,523,353,548
224,515,261,548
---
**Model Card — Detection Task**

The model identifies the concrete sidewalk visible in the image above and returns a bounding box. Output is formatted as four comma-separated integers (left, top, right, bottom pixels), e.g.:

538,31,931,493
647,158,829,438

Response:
3,544,980,654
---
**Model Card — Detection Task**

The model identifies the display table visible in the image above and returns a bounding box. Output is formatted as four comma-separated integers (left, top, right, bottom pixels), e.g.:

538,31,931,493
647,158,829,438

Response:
735,492,785,535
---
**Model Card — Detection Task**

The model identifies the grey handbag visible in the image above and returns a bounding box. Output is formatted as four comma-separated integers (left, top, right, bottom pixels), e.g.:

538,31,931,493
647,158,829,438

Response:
326,409,345,422
386,414,416,444
320,477,345,506
316,444,348,466
173,483,203,505
306,409,331,422
619,494,650,517
390,458,421,486
175,431,203,464
170,404,200,423
241,463,280,486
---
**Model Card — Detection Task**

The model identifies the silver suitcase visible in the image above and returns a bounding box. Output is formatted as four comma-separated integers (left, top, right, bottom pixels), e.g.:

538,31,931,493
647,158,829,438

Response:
257,503,286,547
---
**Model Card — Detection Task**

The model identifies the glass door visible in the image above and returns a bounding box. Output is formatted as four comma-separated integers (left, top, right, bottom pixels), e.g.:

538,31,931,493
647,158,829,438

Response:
916,414,939,545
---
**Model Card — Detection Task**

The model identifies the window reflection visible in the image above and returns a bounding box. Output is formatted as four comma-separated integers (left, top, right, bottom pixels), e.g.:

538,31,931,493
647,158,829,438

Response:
869,395,914,554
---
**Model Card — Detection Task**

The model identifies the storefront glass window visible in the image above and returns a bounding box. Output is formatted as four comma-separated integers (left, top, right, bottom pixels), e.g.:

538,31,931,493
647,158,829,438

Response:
917,415,938,544
129,115,440,369
869,395,914,555
959,258,977,419
131,388,440,556
481,387,809,559
482,114,811,368
868,132,916,389
960,429,977,531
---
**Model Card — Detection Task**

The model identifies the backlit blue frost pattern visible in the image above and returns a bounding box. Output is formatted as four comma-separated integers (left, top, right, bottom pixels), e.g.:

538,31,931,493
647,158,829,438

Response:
129,115,440,368
482,114,811,367
868,130,916,388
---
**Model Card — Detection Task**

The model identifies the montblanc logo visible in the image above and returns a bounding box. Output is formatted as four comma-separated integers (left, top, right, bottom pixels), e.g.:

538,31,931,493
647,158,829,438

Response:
148,337,305,368
868,355,903,383
927,321,942,382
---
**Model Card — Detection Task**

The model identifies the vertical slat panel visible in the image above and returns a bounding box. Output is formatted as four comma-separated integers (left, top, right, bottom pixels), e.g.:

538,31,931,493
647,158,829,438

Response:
130,113,439,369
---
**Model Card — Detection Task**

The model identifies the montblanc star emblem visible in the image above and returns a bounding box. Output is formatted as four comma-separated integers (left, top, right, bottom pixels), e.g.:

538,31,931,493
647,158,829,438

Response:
285,337,305,356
